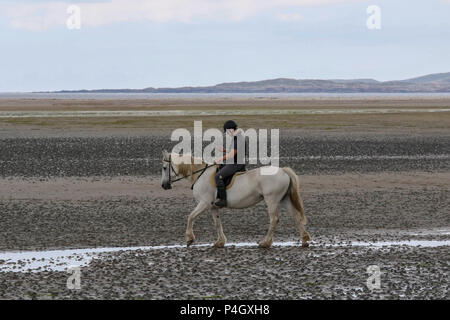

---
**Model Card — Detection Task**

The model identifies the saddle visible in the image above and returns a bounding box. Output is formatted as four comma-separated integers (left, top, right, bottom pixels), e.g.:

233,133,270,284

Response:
210,167,247,190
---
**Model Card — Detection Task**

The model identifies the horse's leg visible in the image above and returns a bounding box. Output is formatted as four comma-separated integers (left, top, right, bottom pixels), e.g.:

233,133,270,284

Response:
259,200,280,248
211,208,227,248
286,199,311,247
186,201,210,247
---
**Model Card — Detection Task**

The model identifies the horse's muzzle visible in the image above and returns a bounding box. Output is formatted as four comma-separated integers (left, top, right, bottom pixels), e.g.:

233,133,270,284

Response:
162,183,172,190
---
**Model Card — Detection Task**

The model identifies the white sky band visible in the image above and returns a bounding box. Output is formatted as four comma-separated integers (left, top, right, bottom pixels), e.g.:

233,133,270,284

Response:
1,0,449,91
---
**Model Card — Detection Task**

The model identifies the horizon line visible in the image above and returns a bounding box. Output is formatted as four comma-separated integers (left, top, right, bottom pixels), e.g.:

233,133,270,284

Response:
1,71,449,94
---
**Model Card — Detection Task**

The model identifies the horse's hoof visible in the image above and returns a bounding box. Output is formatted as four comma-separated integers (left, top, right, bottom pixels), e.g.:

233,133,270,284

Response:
186,239,194,247
213,242,225,248
302,242,310,248
258,241,272,249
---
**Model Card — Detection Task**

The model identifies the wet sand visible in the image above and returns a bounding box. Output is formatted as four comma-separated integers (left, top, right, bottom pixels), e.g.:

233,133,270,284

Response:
0,97,449,299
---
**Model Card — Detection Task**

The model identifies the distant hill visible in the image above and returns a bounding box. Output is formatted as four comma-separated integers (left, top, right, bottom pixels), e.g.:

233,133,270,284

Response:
402,72,450,84
51,72,450,93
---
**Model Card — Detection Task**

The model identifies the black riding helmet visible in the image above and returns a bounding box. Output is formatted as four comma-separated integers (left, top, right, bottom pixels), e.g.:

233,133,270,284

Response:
223,120,237,132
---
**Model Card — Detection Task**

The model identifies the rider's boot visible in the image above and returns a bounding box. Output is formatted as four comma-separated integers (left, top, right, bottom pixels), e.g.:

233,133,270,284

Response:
214,186,227,208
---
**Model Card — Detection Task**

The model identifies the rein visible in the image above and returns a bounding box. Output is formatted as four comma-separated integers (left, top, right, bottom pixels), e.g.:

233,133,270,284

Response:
163,155,215,189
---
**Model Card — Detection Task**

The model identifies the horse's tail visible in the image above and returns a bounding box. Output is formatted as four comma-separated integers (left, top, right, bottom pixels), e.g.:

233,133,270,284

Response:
282,167,307,225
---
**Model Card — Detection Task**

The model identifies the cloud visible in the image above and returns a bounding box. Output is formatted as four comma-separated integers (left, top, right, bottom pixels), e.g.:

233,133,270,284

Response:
277,12,302,22
1,0,368,31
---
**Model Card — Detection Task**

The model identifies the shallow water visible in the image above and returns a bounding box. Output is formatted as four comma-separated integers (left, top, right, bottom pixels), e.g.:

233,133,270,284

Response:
0,108,449,118
1,239,448,273
406,228,450,236
2,92,450,99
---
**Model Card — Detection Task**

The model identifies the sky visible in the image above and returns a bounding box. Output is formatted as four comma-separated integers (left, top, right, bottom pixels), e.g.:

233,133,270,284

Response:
0,0,449,92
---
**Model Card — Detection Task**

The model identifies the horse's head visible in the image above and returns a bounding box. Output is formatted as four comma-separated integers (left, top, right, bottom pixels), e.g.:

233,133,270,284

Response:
161,150,172,190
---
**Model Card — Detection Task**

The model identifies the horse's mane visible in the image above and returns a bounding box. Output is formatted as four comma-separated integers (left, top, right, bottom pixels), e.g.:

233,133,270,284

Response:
172,153,207,182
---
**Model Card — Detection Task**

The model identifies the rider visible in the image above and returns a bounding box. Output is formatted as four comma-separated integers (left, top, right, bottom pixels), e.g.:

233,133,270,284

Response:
213,120,246,208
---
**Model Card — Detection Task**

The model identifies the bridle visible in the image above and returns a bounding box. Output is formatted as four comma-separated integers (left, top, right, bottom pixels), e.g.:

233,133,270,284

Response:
163,154,215,189
163,154,180,184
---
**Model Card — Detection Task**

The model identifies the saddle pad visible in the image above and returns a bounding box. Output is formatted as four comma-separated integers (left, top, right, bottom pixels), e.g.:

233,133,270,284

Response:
210,169,247,190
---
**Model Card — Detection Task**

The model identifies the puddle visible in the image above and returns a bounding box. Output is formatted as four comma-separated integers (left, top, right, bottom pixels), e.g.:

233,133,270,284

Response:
283,155,450,161
407,228,450,236
0,244,208,273
1,240,448,273
348,240,450,247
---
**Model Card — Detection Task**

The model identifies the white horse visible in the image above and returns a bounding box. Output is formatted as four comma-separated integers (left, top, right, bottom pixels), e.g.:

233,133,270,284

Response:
161,151,311,248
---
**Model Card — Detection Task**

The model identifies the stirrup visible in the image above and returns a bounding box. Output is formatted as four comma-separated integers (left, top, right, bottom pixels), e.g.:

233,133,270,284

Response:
214,199,227,208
